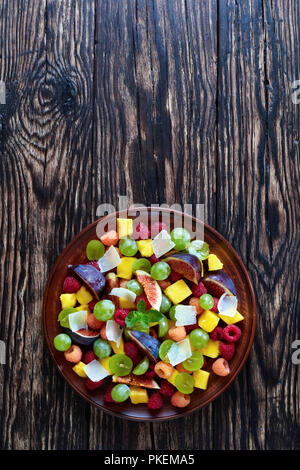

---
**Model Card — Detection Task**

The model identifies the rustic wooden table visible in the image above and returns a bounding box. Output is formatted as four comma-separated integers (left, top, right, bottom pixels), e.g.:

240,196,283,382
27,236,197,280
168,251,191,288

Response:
0,0,299,451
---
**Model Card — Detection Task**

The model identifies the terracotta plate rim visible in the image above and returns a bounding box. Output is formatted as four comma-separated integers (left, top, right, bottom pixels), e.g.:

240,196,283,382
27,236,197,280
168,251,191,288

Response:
43,207,257,421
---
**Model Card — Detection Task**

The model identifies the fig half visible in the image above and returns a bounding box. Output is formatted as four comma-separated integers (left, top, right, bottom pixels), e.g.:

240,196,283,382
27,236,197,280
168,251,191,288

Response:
71,264,106,300
112,373,160,389
164,253,201,284
203,270,236,297
68,328,100,346
128,329,161,362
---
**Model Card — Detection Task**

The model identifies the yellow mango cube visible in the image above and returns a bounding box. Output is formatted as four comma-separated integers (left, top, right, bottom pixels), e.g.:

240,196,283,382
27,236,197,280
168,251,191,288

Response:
117,218,133,238
193,369,210,389
200,260,204,277
60,293,77,309
117,257,136,279
76,286,93,305
167,369,179,386
208,254,223,271
218,310,244,325
136,240,154,257
76,304,89,312
72,362,87,378
119,297,136,309
99,357,113,375
198,310,220,332
109,336,124,354
199,339,220,358
164,280,192,305
130,386,149,404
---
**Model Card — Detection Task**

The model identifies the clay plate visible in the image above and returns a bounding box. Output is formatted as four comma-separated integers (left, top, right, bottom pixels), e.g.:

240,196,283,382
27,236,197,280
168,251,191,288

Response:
43,207,256,421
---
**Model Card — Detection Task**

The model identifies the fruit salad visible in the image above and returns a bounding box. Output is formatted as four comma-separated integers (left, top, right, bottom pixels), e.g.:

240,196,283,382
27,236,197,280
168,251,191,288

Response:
53,219,244,411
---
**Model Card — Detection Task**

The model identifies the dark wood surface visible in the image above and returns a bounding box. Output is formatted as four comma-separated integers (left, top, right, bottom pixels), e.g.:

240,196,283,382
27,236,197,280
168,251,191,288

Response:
0,0,299,450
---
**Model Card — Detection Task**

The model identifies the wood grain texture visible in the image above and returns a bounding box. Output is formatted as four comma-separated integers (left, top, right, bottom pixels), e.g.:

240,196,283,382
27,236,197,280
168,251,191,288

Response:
0,0,299,450
217,0,300,450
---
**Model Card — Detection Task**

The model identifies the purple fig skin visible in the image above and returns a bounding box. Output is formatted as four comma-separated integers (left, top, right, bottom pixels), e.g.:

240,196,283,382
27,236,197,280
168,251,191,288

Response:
72,264,106,299
67,328,100,346
165,253,201,284
203,270,237,297
129,330,161,362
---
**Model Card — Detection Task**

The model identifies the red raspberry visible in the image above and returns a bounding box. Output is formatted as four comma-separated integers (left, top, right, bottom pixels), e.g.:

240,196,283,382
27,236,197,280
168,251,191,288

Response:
136,293,151,310
202,356,208,369
85,378,104,390
104,383,115,402
219,342,235,361
83,350,97,364
145,363,156,378
210,326,224,341
124,342,139,361
88,300,97,311
149,254,160,265
114,308,130,327
151,222,168,238
63,276,81,293
135,222,150,240
211,297,219,313
86,261,100,270
191,282,207,298
148,391,163,410
185,323,198,333
223,325,241,343
169,271,182,282
133,353,142,367
159,380,175,397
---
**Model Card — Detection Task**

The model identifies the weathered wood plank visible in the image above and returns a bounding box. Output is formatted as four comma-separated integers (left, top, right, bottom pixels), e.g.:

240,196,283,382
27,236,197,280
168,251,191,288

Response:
90,0,217,450
0,0,49,450
217,0,300,450
216,0,267,450
0,0,95,450
262,0,300,450
89,0,154,450
148,0,217,450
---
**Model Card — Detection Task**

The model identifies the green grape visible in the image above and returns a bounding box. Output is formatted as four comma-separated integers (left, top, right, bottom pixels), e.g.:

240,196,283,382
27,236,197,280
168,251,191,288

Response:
53,333,71,351
126,279,143,296
182,351,204,371
109,354,133,376
150,262,171,281
93,338,112,358
58,307,77,328
170,228,191,251
188,240,210,260
189,329,209,349
175,372,195,394
132,258,151,273
160,294,172,314
159,339,174,362
119,237,138,256
94,299,115,321
169,305,177,321
158,315,169,338
132,356,149,375
86,239,105,260
199,293,214,310
111,384,130,402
